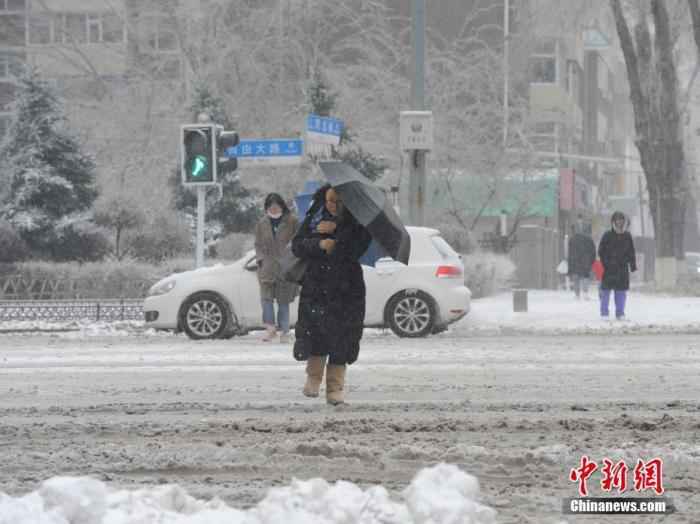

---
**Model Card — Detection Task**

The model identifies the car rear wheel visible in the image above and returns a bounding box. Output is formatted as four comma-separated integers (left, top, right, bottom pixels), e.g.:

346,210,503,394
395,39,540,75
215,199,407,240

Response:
387,290,435,338
180,292,230,340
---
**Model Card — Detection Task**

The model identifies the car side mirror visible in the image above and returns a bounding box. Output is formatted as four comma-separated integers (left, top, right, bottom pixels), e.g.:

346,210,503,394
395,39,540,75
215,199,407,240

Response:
244,258,258,272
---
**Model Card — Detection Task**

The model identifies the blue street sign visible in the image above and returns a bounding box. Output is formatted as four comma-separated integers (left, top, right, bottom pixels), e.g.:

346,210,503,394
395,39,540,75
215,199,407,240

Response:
306,114,344,145
307,114,343,137
225,139,304,167
225,139,303,158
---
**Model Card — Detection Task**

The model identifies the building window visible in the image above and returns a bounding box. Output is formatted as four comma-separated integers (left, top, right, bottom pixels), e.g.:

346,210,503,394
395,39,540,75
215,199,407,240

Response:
142,15,178,52
62,13,87,44
0,82,15,110
530,38,557,84
0,0,25,12
86,13,124,44
102,14,124,43
28,14,51,44
30,12,124,46
531,122,558,153
0,14,26,45
160,56,181,77
87,14,101,43
0,112,10,140
0,50,24,78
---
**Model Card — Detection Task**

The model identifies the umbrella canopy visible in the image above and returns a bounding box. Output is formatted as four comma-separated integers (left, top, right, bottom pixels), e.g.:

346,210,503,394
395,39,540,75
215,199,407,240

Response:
318,161,410,264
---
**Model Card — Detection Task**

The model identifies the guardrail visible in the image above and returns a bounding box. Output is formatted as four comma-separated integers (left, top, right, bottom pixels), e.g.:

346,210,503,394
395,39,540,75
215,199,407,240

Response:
0,299,144,322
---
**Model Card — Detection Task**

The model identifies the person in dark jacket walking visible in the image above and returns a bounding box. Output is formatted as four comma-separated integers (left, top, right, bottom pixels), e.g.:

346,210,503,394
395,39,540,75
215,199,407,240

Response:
292,184,372,405
567,222,597,300
598,211,637,320
254,193,299,342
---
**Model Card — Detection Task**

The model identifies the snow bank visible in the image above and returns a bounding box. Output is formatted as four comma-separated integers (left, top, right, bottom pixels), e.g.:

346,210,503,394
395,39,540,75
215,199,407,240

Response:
457,289,700,335
0,320,169,337
0,464,496,524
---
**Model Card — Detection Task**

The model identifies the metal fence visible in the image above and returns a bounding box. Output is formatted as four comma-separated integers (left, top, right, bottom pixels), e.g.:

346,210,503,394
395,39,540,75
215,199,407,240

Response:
0,277,153,300
0,299,144,322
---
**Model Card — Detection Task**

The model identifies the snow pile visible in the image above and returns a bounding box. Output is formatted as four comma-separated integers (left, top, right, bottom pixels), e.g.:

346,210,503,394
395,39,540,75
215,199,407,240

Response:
0,464,496,524
458,289,700,334
0,320,171,337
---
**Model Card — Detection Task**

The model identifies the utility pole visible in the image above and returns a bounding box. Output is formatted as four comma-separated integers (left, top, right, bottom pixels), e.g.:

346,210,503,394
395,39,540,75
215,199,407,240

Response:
408,0,426,226
503,0,509,148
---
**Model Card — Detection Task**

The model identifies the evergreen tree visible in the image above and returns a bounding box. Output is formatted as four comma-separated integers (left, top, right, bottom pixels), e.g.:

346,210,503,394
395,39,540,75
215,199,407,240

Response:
305,67,386,182
171,84,259,238
0,69,102,260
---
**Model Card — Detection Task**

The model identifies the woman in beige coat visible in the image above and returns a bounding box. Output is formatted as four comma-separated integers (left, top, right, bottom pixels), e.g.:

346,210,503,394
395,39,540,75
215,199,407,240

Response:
254,193,299,342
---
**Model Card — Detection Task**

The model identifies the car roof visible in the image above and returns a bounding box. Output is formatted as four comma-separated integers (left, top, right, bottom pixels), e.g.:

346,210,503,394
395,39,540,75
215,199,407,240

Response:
406,226,440,237
238,226,446,265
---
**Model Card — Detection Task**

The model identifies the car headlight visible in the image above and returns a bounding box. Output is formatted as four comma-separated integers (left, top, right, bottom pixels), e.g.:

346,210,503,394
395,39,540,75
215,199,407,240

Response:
148,280,176,297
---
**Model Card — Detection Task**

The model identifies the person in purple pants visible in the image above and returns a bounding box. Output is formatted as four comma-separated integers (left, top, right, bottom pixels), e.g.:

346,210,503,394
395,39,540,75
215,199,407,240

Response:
597,211,637,320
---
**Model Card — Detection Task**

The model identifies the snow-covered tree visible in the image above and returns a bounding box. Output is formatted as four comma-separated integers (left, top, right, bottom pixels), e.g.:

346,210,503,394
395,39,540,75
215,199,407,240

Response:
306,67,386,182
94,196,145,260
171,84,259,238
0,69,102,260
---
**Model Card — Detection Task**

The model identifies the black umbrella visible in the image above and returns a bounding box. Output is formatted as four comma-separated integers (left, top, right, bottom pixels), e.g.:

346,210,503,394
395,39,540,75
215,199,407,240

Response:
318,160,410,265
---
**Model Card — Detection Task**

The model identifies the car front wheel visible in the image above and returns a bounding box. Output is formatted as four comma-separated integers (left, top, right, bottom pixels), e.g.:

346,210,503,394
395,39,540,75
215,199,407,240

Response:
180,292,230,340
386,290,435,338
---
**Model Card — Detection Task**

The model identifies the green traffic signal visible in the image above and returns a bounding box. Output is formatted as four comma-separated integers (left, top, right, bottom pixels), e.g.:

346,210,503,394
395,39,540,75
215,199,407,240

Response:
182,125,215,184
191,154,208,177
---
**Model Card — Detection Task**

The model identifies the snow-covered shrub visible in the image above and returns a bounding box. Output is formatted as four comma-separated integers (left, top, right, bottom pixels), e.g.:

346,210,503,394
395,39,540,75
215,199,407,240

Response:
127,214,191,263
212,232,254,261
433,222,478,254
463,251,516,298
47,223,110,262
4,257,198,299
0,220,29,263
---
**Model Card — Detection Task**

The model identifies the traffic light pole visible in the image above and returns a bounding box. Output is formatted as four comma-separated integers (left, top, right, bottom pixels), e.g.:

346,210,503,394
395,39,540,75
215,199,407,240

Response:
196,186,205,268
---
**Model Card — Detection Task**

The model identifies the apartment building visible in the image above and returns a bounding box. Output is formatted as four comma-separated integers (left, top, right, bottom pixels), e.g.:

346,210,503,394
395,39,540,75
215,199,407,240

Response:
0,0,188,140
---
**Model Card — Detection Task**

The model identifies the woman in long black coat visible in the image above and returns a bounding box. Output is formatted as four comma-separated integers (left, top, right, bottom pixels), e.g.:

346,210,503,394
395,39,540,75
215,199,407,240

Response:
598,211,637,320
292,184,372,405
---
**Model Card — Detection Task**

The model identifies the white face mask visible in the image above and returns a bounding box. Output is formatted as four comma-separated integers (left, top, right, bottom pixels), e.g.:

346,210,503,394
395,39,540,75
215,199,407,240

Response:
267,210,282,219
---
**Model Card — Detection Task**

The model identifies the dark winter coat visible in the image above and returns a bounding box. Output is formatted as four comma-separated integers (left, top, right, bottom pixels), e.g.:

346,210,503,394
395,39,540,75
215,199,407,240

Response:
568,233,596,277
598,227,637,291
292,207,372,366
254,212,299,304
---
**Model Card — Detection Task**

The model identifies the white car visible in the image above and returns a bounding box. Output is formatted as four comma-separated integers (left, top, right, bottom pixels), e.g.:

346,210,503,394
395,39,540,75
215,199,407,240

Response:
144,227,471,339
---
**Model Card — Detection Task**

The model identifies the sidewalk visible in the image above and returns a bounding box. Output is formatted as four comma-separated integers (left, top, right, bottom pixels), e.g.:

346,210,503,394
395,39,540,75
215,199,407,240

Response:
456,289,700,335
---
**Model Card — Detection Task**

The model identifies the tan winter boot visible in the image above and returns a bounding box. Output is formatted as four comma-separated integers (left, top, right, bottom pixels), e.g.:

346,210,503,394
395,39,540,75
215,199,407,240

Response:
303,355,327,397
325,364,346,405
261,324,277,342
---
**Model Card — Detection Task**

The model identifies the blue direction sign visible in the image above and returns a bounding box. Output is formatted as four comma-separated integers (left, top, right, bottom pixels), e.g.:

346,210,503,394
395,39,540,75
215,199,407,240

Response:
306,114,343,146
225,139,304,166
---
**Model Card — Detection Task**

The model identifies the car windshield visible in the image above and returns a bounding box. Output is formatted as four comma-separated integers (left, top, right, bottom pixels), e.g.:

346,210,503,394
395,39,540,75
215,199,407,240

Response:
431,236,460,260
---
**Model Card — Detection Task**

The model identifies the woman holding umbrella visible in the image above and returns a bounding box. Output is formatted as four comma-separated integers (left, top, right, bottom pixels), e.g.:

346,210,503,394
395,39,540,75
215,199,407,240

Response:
292,184,372,405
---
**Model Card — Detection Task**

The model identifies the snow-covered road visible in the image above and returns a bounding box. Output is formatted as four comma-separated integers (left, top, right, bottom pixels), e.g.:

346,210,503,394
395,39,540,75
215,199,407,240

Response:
1,328,698,523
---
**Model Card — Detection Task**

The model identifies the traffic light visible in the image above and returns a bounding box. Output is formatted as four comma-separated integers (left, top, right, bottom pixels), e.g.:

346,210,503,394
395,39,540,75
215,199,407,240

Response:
181,124,217,185
216,130,239,175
